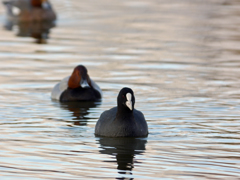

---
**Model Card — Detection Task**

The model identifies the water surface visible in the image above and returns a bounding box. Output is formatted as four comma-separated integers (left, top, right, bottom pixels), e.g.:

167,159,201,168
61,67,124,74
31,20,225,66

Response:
0,0,240,179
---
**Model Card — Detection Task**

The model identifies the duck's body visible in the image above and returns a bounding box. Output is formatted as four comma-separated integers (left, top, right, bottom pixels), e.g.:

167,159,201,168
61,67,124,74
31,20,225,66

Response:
51,65,102,102
3,0,56,22
95,87,148,137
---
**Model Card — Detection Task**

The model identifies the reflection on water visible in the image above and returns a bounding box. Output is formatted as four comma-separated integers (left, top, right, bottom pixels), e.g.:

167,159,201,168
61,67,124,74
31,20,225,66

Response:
2,0,56,43
59,101,101,126
4,20,55,44
97,137,147,180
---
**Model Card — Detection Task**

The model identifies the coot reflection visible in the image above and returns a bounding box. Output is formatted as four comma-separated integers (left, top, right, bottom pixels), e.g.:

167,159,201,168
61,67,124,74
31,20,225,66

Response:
60,101,101,126
97,137,147,179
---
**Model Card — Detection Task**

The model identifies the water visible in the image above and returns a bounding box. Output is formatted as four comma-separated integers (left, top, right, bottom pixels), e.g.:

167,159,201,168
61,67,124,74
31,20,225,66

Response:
0,0,240,179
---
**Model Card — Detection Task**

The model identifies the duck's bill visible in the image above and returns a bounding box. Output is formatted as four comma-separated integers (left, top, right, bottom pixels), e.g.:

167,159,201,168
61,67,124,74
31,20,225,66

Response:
80,78,90,88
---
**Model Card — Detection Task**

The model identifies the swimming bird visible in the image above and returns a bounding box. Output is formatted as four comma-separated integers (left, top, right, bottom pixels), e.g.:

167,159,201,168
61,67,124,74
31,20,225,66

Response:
51,65,102,102
95,87,148,137
2,0,56,22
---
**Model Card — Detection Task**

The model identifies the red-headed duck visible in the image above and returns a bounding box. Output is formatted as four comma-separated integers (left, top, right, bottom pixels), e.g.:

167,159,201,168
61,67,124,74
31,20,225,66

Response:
51,65,102,102
3,0,56,22
95,87,148,137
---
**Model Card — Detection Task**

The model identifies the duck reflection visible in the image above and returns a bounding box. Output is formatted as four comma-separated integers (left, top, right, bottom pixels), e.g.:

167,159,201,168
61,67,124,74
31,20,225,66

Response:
60,101,101,126
5,20,55,44
3,0,56,43
97,137,147,179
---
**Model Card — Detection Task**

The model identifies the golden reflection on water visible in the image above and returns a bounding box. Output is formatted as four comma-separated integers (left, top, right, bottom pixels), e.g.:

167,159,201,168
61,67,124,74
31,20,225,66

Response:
0,0,240,179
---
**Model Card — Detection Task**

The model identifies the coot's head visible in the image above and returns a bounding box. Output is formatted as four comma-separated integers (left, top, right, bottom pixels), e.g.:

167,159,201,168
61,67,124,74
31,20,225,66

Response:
117,87,135,112
68,65,92,89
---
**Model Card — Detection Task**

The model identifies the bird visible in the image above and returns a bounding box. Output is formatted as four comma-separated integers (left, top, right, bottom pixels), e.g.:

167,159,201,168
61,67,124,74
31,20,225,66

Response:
95,87,148,137
2,0,57,22
51,65,102,102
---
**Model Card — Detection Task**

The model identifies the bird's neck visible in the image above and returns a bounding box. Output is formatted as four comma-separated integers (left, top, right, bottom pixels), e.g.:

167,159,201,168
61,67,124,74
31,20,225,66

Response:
116,106,133,119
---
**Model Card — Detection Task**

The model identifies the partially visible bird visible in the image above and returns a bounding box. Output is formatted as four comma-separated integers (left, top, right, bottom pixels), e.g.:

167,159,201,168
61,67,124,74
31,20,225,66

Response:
2,0,56,22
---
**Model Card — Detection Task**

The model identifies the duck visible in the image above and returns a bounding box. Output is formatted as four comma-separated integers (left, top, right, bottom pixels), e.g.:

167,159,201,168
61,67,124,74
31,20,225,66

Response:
2,0,56,22
51,65,102,102
95,87,148,137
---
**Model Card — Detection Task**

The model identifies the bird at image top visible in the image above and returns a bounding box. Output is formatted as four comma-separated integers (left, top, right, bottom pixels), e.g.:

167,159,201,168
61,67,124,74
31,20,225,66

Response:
95,87,148,137
51,65,102,102
2,0,56,22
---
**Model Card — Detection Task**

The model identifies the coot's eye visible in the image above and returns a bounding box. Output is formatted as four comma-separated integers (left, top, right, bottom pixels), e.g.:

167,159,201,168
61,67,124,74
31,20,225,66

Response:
122,95,125,98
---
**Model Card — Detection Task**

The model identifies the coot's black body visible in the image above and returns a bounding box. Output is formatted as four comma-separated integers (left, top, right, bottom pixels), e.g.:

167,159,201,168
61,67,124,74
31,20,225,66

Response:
95,87,148,137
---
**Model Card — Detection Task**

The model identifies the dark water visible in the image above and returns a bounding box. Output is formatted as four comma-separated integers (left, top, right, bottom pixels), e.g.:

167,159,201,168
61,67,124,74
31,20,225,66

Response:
0,0,240,179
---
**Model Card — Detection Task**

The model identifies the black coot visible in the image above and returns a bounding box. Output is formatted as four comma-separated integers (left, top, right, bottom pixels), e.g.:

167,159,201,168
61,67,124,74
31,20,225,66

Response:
95,87,148,137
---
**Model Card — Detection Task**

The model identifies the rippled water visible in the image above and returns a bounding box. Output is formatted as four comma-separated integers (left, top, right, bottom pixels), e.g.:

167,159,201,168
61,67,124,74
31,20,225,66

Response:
0,0,240,179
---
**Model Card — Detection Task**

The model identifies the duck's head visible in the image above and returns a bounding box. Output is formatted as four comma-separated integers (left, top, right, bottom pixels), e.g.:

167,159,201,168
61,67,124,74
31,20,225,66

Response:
117,87,135,112
68,65,92,89
31,0,50,9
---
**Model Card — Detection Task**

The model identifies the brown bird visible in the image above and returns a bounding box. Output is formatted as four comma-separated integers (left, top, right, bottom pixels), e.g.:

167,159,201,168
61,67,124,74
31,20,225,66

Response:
3,0,57,22
51,65,102,102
